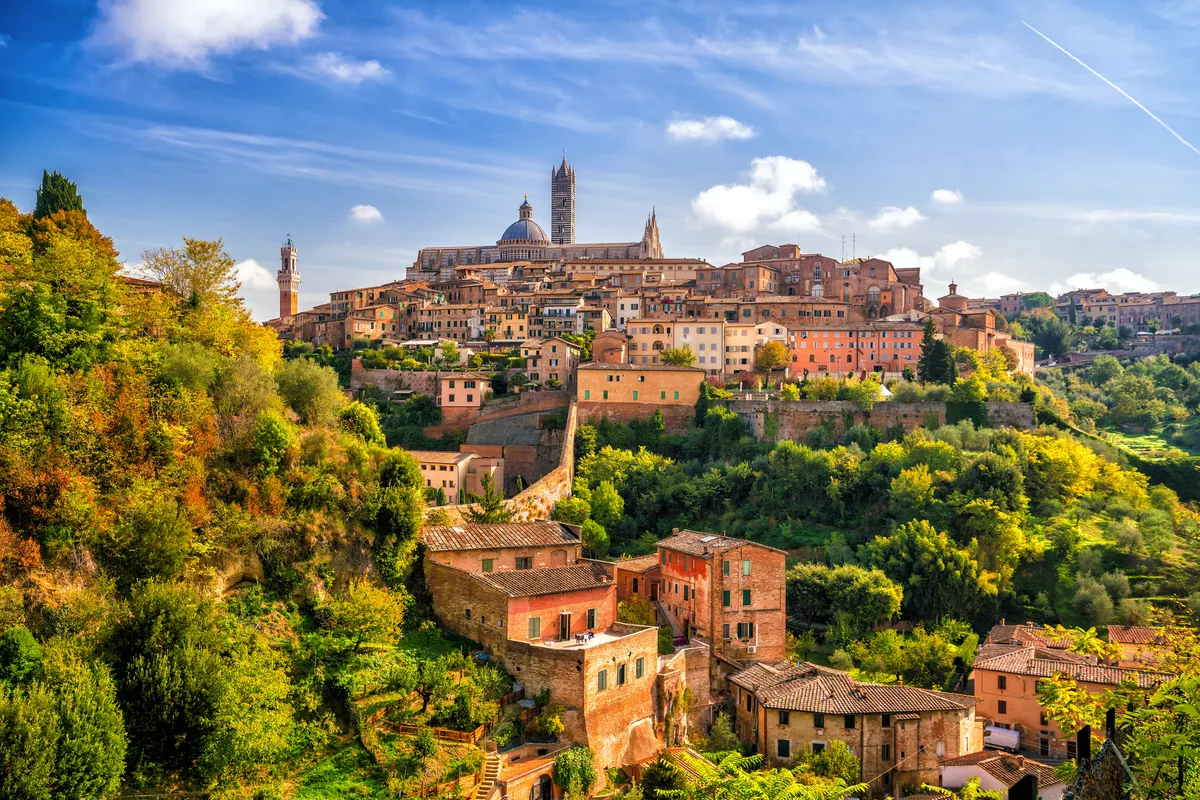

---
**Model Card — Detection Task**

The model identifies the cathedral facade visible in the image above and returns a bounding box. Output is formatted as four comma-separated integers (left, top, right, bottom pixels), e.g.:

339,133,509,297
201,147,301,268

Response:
410,156,662,280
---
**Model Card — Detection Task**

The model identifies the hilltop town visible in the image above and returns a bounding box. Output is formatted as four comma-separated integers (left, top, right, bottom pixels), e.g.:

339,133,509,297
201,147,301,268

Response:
1,168,1199,800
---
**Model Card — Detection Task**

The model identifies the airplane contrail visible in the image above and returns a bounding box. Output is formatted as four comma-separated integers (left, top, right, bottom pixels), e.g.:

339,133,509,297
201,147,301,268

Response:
1022,20,1200,157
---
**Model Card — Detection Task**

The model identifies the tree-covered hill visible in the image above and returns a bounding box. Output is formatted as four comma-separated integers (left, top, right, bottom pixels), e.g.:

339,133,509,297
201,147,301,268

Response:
0,180,461,797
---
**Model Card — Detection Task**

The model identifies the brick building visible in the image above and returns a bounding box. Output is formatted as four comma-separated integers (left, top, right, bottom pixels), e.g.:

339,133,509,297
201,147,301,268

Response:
730,662,981,796
408,450,503,505
422,520,583,573
653,531,787,662
970,623,1169,758
422,522,660,770
576,363,706,430
1105,625,1166,669
520,337,581,386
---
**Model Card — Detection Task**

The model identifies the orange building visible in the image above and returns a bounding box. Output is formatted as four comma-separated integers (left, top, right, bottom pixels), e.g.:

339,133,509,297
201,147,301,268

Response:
653,531,787,662
576,363,705,430
438,372,491,415
970,623,1169,758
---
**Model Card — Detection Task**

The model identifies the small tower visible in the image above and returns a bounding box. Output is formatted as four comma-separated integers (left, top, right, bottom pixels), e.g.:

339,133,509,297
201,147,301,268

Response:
278,236,300,318
551,154,575,245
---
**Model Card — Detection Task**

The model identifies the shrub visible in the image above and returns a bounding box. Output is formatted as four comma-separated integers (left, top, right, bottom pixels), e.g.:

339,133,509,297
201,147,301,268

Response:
275,358,343,426
658,627,675,655
553,747,597,793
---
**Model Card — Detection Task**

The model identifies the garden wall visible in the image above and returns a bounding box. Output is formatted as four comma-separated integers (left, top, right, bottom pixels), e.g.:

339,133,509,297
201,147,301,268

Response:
578,401,694,433
723,399,1035,441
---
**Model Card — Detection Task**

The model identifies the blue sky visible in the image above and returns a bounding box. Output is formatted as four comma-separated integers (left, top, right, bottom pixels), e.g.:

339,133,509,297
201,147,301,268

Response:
3,0,1200,319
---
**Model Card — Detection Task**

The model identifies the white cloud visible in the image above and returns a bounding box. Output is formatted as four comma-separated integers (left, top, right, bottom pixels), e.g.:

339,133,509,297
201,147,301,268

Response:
692,156,825,234
235,258,275,290
666,116,755,142
311,52,390,83
931,189,964,205
869,206,925,231
350,204,384,223
93,0,322,68
974,271,1029,295
879,241,982,276
1050,268,1162,295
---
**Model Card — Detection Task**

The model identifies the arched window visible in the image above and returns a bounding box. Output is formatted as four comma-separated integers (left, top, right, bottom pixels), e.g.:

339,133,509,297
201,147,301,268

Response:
787,287,796,296
811,284,824,298
652,340,665,351
809,354,815,362
867,286,881,305
842,284,852,302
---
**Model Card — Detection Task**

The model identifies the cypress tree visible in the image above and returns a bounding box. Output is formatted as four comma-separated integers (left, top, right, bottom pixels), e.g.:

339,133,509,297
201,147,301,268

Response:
917,318,939,383
34,170,85,220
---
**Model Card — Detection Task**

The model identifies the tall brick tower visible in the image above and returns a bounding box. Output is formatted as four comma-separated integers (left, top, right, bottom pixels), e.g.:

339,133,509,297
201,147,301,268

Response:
551,154,575,245
278,236,300,318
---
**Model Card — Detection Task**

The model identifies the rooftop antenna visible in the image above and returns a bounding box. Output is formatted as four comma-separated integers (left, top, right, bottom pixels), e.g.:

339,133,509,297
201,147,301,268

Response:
852,233,857,260
840,235,846,263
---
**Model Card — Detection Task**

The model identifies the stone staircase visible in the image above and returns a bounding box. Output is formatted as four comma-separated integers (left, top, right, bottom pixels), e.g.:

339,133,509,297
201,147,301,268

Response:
655,600,684,640
475,751,501,800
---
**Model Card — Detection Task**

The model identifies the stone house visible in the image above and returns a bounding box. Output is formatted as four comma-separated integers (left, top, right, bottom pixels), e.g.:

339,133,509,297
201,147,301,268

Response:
652,530,787,663
407,450,503,505
730,661,982,797
422,522,660,771
940,751,1065,800
971,623,1169,759
1105,625,1166,669
575,363,706,431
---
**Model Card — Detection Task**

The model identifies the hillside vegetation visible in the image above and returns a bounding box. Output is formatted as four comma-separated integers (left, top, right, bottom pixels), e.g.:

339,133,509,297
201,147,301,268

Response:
0,181,480,798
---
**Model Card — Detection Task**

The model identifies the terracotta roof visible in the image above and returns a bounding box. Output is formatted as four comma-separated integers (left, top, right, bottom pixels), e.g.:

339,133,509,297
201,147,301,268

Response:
481,562,613,597
972,646,1169,689
615,554,660,573
729,662,978,714
984,623,1075,650
577,362,706,372
407,450,474,464
1106,625,1164,645
941,751,1062,788
658,530,786,558
421,521,580,552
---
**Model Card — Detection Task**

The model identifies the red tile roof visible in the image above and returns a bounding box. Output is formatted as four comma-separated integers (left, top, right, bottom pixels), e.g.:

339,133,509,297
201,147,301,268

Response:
481,562,613,598
972,646,1169,689
407,450,474,464
1106,625,1164,645
658,530,786,558
615,554,660,573
729,661,977,714
941,751,1062,788
421,521,580,552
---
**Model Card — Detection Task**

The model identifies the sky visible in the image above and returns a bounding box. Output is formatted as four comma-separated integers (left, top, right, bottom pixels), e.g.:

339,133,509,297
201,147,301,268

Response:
3,0,1200,320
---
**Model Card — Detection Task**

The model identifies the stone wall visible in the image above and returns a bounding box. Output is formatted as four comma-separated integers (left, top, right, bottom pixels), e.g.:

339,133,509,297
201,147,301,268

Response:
424,402,578,524
723,399,1035,441
578,401,693,432
350,360,439,395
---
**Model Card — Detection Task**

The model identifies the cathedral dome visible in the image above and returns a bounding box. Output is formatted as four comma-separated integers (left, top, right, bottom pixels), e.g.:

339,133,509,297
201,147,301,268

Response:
500,218,549,243
499,195,549,244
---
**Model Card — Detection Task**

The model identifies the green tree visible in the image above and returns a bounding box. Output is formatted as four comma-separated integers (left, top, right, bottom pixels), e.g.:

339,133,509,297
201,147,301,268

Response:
339,400,385,445
0,682,59,800
141,237,241,307
702,711,742,754
590,480,624,528
552,496,591,525
754,341,789,372
804,739,860,785
42,646,128,800
109,494,193,591
275,358,343,426
617,596,657,626
552,747,597,794
254,411,295,475
465,473,512,523
917,318,940,383
581,519,610,558
325,579,406,653
0,627,43,686
860,520,998,622
780,383,800,401
34,170,84,219
439,340,460,366
660,346,696,367
640,753,687,799
889,464,935,520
